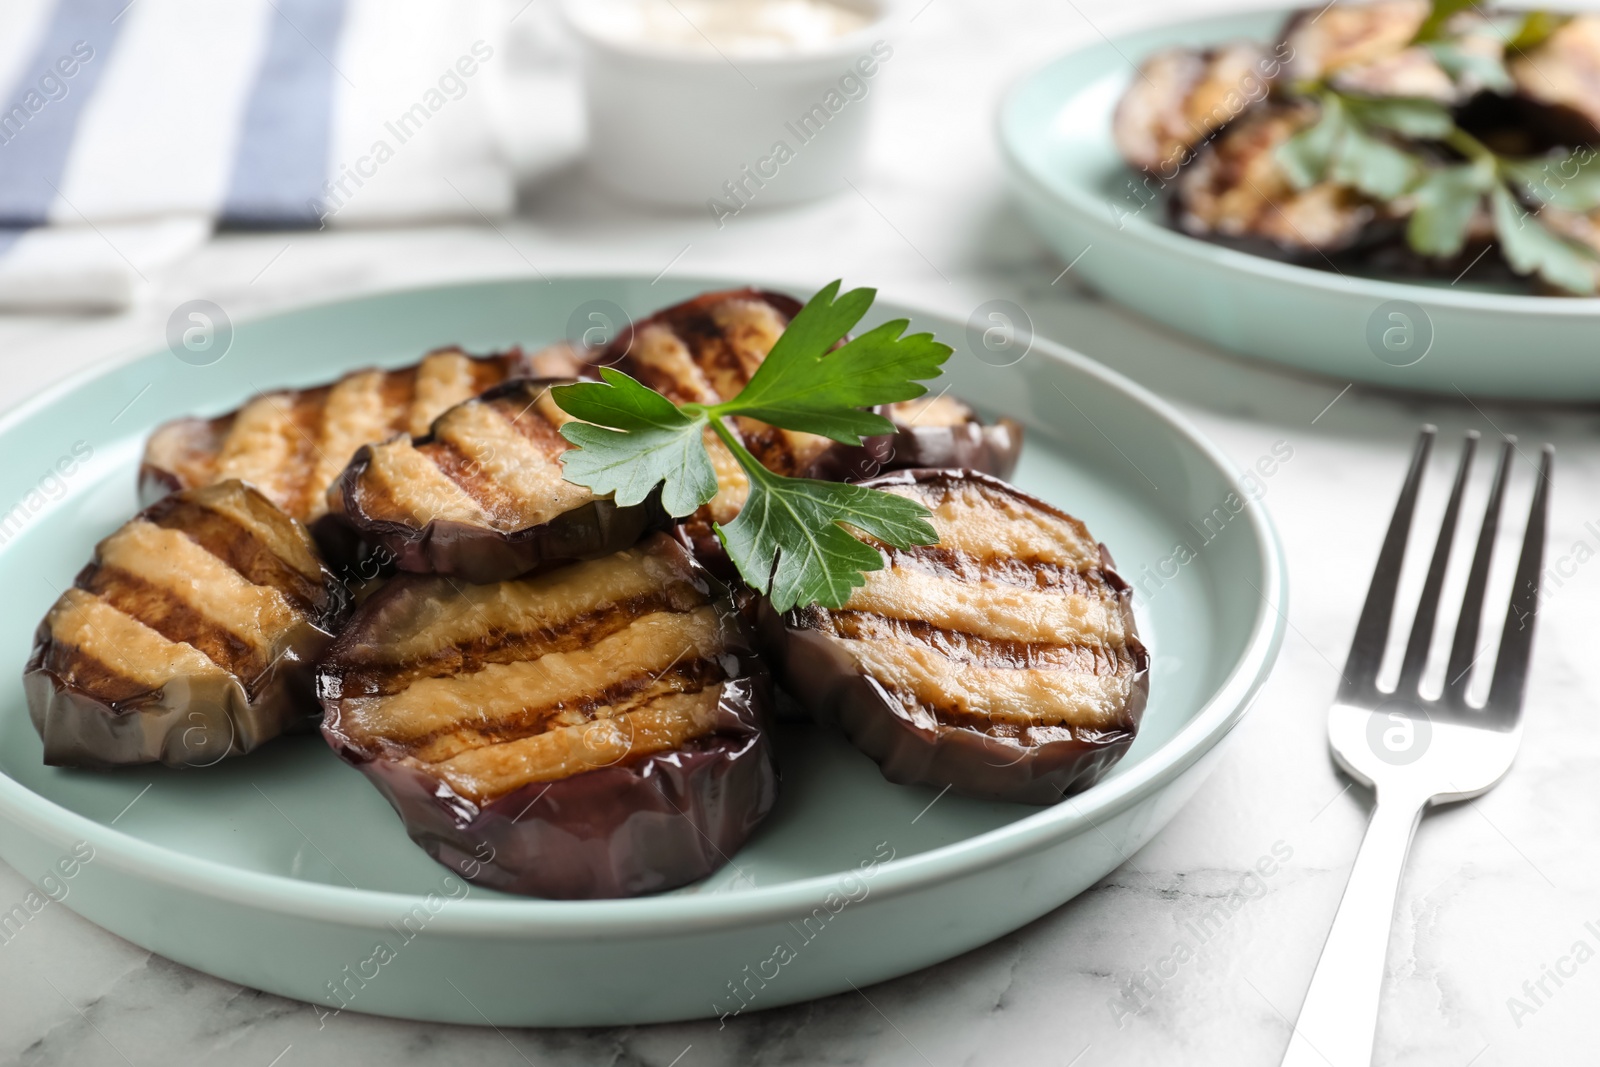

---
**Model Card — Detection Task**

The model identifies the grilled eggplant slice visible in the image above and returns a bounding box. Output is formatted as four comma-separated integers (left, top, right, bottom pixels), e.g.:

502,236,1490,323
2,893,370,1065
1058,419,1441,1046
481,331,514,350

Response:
24,480,345,768
318,533,778,899
1176,101,1380,257
1278,0,1428,84
140,344,582,550
874,395,1023,480
1112,41,1272,173
329,378,666,583
758,470,1148,804
1510,15,1600,144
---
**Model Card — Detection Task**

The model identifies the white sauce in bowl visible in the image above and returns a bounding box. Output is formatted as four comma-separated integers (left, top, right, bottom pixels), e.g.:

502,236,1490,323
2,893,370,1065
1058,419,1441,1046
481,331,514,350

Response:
574,0,873,57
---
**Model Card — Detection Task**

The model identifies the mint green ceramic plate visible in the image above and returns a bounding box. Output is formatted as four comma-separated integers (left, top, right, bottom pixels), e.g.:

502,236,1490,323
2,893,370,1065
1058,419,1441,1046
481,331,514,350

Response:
1000,10,1600,400
0,276,1283,1026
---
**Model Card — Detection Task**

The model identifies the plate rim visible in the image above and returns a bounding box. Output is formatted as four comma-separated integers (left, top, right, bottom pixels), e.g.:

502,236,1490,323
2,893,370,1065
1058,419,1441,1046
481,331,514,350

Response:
996,6,1600,317
0,272,1287,936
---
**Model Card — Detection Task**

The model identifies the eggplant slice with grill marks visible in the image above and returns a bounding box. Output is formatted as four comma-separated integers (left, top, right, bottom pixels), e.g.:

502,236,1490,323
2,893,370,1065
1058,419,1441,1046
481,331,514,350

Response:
758,470,1148,804
874,395,1022,480
24,480,346,769
1277,0,1429,86
1112,41,1273,173
140,343,583,556
1509,14,1600,145
328,378,666,583
318,532,778,899
1175,101,1381,258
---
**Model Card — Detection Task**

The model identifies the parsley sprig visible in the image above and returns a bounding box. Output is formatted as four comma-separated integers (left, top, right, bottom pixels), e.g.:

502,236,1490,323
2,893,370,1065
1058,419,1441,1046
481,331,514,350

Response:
551,282,952,611
1276,90,1600,294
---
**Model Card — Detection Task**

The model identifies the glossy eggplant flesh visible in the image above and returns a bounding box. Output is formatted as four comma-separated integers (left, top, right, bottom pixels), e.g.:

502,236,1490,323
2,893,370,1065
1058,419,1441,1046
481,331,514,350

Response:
1176,102,1378,255
1278,0,1428,84
25,480,343,768
874,395,1024,480
323,538,741,799
762,470,1148,804
1112,41,1271,173
140,344,579,528
331,378,661,582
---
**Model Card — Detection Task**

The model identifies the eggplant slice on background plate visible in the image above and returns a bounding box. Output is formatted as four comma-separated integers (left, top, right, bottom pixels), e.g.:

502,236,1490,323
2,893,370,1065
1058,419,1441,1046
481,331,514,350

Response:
24,480,347,769
587,287,1023,569
329,378,667,583
140,343,583,555
318,532,778,900
758,470,1149,805
878,395,1023,480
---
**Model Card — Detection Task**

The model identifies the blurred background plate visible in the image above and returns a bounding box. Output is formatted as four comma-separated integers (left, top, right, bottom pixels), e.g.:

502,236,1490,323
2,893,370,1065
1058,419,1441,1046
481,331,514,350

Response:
999,9,1600,401
0,275,1282,1026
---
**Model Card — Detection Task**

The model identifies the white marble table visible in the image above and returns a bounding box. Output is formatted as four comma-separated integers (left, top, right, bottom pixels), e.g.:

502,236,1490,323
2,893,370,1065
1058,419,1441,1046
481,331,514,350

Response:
3,1,1598,1063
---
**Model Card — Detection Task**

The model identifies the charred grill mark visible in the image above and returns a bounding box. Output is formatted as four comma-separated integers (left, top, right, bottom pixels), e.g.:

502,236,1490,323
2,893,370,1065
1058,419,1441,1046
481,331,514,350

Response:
143,352,528,517
82,566,272,684
394,657,726,761
381,366,420,432
876,544,1115,595
341,591,690,697
144,499,325,613
419,438,522,523
491,391,568,455
356,382,592,533
421,686,727,801
818,611,1137,675
905,690,1136,744
42,639,160,706
735,418,801,476
283,387,334,520
470,354,517,395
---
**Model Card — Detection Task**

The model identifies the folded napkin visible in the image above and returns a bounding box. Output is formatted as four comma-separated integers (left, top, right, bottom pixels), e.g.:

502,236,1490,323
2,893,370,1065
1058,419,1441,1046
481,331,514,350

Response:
0,0,514,311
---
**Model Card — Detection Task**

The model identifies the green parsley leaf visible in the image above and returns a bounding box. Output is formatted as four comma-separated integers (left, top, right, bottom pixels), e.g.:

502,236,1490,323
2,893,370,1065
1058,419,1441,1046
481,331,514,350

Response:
1343,96,1456,139
1329,122,1420,200
1503,149,1600,213
717,280,953,445
1406,161,1494,258
1425,40,1515,93
712,423,938,612
1490,184,1600,295
1277,97,1345,190
552,283,949,609
553,369,716,517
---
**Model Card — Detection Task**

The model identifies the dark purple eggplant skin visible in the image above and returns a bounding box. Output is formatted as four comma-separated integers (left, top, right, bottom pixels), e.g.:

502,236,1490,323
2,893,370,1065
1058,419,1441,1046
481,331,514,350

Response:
756,468,1150,806
318,541,781,900
873,416,1023,481
335,680,777,899
326,377,670,584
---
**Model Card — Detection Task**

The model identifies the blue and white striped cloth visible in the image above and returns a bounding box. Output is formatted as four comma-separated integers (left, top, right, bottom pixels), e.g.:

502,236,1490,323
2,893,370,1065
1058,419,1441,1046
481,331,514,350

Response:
0,0,514,310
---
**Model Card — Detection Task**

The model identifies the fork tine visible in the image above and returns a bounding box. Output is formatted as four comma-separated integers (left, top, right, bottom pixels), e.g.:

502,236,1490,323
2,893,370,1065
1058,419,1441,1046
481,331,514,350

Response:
1484,445,1553,721
1442,438,1514,704
1341,426,1435,699
1396,432,1477,696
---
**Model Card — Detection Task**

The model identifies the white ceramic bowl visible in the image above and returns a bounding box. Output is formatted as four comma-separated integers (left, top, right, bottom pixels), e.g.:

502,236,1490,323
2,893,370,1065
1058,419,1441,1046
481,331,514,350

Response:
564,0,894,212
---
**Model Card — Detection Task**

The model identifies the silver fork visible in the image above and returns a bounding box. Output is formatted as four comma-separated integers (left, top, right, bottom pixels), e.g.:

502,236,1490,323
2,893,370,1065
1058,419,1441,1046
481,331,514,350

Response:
1280,426,1553,1067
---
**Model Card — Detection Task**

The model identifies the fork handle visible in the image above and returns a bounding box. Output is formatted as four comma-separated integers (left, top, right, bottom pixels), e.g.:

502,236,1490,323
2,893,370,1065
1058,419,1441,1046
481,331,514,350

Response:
1280,790,1427,1067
